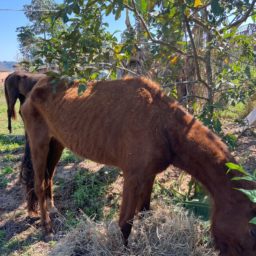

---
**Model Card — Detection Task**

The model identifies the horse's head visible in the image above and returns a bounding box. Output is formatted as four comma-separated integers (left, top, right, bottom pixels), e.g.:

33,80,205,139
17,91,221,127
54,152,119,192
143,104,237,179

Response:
212,200,256,255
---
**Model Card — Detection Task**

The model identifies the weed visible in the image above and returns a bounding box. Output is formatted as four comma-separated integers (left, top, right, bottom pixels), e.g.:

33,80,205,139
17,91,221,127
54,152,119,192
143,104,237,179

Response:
72,167,119,221
153,174,210,220
60,149,80,163
0,166,13,188
0,134,24,153
49,240,57,247
4,238,21,252
0,230,6,249
219,102,247,120
53,177,65,192
2,154,17,162
65,210,79,228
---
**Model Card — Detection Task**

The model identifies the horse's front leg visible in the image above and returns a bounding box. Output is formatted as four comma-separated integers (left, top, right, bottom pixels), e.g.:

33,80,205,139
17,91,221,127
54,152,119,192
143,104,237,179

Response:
119,172,140,246
136,174,156,213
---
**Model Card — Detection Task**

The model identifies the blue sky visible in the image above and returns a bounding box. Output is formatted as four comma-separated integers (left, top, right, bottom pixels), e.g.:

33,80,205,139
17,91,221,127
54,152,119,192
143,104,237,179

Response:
0,0,126,61
0,0,31,61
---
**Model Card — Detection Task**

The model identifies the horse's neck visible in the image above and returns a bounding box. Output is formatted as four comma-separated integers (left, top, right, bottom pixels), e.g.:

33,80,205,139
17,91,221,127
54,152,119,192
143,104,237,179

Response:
166,106,242,203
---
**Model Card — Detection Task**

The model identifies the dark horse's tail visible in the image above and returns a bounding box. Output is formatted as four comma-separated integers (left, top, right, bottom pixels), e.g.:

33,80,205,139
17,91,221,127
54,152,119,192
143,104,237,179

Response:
4,74,16,133
4,75,17,119
20,136,38,213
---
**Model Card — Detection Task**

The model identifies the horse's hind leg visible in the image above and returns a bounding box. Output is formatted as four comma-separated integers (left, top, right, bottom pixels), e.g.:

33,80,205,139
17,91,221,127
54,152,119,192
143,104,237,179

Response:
18,95,26,119
31,136,52,235
7,95,18,133
30,141,52,236
23,106,52,235
45,138,64,215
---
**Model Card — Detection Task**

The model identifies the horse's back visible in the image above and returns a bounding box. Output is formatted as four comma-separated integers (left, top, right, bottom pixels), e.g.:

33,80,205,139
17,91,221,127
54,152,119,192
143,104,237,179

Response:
25,77,171,170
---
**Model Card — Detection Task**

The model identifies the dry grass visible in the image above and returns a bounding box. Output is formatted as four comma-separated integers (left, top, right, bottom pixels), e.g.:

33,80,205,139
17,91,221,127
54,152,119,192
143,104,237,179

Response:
51,204,217,256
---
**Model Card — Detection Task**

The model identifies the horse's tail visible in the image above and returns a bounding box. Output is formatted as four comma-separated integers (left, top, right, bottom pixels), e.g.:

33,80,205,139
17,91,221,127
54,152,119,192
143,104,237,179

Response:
20,137,38,213
4,75,16,120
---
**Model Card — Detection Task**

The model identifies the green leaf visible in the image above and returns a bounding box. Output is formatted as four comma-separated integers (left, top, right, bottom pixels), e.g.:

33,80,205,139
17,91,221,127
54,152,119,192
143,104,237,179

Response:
90,72,99,80
232,176,255,182
73,3,80,15
78,84,87,96
249,217,256,225
211,0,224,16
62,13,69,23
168,7,177,19
139,0,148,14
105,4,113,16
226,162,248,175
115,6,122,20
252,13,256,22
237,189,256,203
245,66,251,79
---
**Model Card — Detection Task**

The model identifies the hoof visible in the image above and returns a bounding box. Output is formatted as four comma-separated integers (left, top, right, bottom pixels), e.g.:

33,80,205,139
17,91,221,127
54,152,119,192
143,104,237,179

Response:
49,207,60,219
26,215,40,225
28,210,39,218
44,233,54,242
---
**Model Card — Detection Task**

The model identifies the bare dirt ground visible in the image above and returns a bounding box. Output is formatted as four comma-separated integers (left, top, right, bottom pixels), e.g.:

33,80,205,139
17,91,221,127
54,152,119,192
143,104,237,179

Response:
0,125,255,256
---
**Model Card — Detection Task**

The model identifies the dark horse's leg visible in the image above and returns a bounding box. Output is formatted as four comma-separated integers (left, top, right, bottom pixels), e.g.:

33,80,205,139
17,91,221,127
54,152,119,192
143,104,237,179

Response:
7,94,18,134
45,138,64,215
18,95,25,119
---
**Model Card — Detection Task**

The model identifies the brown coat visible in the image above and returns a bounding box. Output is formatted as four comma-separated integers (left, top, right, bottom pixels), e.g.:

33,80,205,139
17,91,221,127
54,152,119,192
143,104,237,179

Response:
21,77,256,255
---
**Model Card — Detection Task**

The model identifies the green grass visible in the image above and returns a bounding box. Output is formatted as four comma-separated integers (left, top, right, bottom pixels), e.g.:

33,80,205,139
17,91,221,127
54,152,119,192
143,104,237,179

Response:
0,134,24,153
1,234,42,256
60,149,81,163
71,167,120,221
0,230,6,250
218,102,247,120
153,177,210,221
0,166,14,188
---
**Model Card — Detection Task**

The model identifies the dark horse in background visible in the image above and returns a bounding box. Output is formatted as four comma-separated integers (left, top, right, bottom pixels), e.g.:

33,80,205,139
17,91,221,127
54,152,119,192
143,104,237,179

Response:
4,71,46,211
4,71,46,133
21,76,256,256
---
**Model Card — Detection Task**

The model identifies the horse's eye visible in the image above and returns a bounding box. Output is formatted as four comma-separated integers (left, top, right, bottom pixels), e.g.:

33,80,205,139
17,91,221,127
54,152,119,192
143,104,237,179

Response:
250,228,256,238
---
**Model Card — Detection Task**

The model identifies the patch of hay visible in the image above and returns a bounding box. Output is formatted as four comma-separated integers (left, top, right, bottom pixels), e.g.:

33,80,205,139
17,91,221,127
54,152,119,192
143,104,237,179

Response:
50,204,217,256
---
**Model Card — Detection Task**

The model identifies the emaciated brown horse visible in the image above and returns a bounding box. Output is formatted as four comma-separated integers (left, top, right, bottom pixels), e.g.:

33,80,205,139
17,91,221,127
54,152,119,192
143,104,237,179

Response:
21,77,256,256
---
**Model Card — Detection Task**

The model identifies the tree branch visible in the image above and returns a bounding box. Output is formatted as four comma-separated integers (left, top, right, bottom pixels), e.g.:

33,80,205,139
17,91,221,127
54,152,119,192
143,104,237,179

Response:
189,17,210,32
180,94,209,102
220,0,256,32
184,15,210,90
129,0,186,55
98,62,138,76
